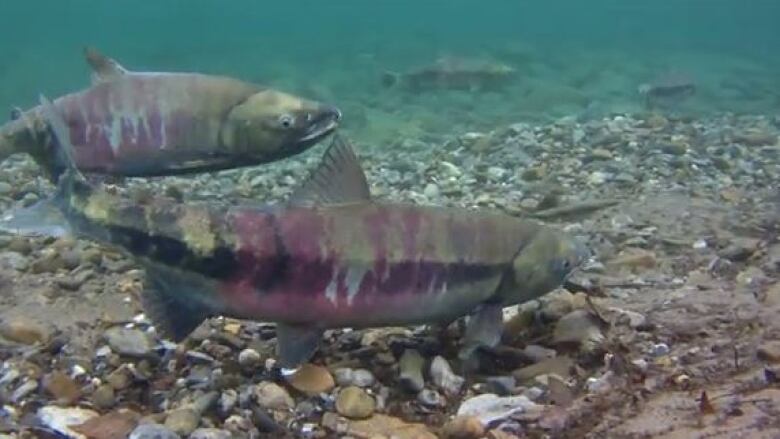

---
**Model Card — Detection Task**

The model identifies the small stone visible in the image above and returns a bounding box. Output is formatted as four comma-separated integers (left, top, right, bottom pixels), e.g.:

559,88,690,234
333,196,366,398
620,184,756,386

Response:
189,428,231,439
218,389,237,416
757,341,780,363
456,394,540,426
37,406,99,439
287,363,335,396
71,410,141,439
106,367,132,390
423,183,440,199
43,371,81,404
483,376,516,396
237,348,261,369
417,388,444,407
522,345,556,363
129,423,181,439
719,238,759,262
104,327,153,357
334,368,375,388
164,407,200,436
335,386,376,419
588,148,613,161
91,384,116,409
0,182,12,195
254,382,294,410
430,356,464,397
650,343,670,357
6,236,32,255
513,356,574,382
607,248,657,272
440,415,485,439
339,414,437,439
12,379,38,402
0,318,50,345
398,349,425,392
552,310,606,352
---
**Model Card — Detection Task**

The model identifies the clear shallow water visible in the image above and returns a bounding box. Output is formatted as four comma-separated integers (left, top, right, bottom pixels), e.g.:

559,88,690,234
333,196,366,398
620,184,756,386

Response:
2,0,779,144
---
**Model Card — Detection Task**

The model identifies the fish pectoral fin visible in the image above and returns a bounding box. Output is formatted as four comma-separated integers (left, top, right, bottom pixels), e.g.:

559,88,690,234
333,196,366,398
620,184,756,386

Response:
275,323,323,369
83,47,129,84
459,301,505,361
141,266,214,343
287,135,371,207
0,200,72,238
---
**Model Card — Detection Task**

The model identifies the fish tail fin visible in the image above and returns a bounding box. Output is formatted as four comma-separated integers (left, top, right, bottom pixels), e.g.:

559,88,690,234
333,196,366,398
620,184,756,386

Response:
380,71,399,88
0,95,87,238
37,94,88,194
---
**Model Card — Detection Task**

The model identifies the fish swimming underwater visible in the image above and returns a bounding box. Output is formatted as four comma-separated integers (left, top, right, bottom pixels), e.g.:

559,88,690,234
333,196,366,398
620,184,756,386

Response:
0,48,341,180
381,56,516,93
2,97,588,370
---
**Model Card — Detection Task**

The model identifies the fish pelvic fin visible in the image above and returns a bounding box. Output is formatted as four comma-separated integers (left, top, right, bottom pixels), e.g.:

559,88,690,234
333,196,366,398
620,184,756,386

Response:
141,265,216,343
287,134,371,207
84,47,129,85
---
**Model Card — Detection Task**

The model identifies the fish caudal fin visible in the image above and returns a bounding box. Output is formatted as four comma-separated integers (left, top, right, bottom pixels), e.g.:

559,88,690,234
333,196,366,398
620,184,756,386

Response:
0,95,84,239
380,71,399,88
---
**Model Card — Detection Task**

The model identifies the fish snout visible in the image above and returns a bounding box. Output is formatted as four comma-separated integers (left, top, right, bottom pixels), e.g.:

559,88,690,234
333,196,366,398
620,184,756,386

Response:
299,104,342,144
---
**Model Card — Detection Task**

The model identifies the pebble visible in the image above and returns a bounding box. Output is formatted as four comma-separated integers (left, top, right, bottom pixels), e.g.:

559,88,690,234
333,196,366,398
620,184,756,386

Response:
335,386,376,419
757,341,780,363
218,389,238,416
0,318,50,345
552,310,606,352
287,363,335,396
650,343,670,357
43,370,81,404
334,367,375,388
423,183,440,199
522,345,556,363
398,349,426,392
254,381,294,410
164,407,201,436
456,394,541,426
430,355,464,397
104,327,154,357
417,388,445,407
237,348,261,369
484,376,517,396
91,384,116,409
513,356,574,382
129,423,181,439
0,182,12,195
440,415,486,439
189,428,232,439
11,379,38,403
37,406,98,439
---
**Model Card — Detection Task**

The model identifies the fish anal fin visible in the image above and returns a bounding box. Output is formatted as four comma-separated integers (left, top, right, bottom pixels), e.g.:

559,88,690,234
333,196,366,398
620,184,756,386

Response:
287,135,371,207
275,323,323,369
84,47,129,84
141,266,214,343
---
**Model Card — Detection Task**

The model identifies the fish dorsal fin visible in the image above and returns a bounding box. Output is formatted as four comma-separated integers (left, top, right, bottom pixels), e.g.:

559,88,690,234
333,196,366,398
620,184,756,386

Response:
84,47,129,84
287,135,371,207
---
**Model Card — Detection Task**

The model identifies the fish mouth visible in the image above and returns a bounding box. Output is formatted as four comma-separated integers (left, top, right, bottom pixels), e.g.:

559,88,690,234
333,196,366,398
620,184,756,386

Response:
299,105,341,144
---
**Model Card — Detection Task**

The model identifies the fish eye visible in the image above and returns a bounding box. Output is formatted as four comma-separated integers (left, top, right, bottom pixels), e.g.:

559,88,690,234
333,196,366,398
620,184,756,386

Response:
278,114,295,129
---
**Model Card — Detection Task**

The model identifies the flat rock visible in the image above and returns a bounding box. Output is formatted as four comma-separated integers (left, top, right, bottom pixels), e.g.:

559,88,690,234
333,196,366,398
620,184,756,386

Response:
287,363,335,396
336,386,376,419
254,382,294,410
758,341,780,363
456,394,541,426
513,356,575,382
104,327,154,357
128,423,181,439
37,406,99,439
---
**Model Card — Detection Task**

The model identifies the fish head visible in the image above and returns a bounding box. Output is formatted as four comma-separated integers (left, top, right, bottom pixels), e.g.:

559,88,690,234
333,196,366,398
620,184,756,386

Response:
504,229,590,304
221,89,341,161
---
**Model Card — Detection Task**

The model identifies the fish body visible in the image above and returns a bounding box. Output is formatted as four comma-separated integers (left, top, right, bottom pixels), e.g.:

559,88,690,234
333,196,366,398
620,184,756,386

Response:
382,56,515,92
0,48,341,179
638,70,696,108
3,101,588,369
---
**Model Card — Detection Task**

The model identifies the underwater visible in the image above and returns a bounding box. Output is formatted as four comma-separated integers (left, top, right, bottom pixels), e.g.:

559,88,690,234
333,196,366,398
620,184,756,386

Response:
0,1,778,438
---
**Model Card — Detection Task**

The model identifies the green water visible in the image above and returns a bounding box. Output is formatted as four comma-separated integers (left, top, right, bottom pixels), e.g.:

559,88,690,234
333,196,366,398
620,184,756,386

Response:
2,0,779,145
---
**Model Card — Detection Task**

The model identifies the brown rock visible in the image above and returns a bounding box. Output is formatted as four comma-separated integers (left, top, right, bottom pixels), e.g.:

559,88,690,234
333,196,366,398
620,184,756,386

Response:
513,356,574,382
0,318,50,345
43,370,81,404
607,248,656,272
757,341,780,363
287,364,335,396
71,409,141,439
336,386,376,419
344,414,437,439
439,416,485,439
92,384,116,409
